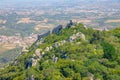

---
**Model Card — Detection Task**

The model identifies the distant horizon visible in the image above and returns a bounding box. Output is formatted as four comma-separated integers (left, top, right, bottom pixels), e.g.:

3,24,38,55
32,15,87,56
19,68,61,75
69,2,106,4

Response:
0,0,120,8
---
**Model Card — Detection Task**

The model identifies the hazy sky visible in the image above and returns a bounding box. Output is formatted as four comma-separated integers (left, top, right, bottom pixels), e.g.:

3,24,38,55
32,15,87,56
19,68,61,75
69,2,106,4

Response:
0,0,120,8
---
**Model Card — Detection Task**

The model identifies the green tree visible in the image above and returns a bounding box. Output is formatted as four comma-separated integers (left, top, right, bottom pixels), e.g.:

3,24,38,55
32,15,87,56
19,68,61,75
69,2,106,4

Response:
90,30,103,44
101,41,117,60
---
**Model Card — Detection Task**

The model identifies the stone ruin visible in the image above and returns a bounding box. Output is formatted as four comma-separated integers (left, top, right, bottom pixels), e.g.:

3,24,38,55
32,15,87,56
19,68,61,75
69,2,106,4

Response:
52,25,63,34
66,20,77,28
35,20,77,44
37,30,50,41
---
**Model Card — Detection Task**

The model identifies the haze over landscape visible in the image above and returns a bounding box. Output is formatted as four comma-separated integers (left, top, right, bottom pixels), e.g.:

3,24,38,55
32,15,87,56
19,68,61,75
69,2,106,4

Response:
0,0,120,80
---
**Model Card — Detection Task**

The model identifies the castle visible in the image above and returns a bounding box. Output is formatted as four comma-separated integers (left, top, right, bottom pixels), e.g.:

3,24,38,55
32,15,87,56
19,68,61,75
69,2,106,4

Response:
37,20,77,41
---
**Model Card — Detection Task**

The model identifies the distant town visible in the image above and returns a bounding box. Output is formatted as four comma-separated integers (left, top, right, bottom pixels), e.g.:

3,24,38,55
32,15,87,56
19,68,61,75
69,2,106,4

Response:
0,33,37,51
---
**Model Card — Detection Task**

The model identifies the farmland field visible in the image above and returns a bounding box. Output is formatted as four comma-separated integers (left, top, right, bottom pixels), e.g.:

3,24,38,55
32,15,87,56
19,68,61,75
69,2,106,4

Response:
105,19,120,23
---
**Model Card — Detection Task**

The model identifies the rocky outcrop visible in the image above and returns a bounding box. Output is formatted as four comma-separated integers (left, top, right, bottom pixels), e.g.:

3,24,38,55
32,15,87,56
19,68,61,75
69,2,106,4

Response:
35,49,45,59
26,49,45,67
53,55,58,63
26,32,85,68
54,40,66,48
31,58,38,66
68,32,86,42
30,75,34,80
45,46,53,51
88,73,94,80
54,42,61,48
35,49,41,57
25,32,85,68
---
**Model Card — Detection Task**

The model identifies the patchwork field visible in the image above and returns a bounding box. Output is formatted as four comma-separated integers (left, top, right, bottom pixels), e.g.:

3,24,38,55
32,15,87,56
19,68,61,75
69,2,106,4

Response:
77,20,91,23
17,18,36,24
0,20,6,24
105,19,120,23
34,23,54,31
0,47,22,67
0,48,6,54
0,43,16,53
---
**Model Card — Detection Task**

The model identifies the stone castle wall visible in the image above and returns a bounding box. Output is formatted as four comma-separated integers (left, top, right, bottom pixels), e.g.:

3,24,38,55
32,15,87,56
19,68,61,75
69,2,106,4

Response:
37,20,76,41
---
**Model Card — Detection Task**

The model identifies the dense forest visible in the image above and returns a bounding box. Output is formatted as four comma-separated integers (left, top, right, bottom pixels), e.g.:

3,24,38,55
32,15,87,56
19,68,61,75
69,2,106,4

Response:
0,23,120,80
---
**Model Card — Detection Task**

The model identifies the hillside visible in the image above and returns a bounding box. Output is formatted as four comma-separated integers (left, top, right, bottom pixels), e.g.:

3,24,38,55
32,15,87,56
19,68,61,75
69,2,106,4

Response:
0,22,120,80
